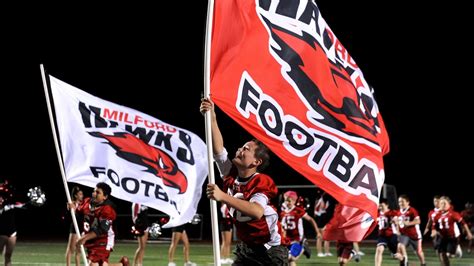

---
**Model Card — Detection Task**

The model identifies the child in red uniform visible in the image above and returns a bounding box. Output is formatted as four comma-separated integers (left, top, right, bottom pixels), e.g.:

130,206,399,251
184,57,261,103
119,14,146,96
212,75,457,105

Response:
396,194,425,266
432,196,473,266
423,195,441,252
280,190,321,265
336,241,354,266
201,98,288,265
375,200,402,266
71,182,129,266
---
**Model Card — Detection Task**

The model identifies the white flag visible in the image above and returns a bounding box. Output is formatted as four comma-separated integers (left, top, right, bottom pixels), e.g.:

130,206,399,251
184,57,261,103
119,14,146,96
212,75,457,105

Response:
50,75,208,227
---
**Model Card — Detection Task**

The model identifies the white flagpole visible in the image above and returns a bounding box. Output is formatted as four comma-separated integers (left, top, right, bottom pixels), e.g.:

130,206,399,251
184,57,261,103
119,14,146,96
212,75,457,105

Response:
40,65,89,266
203,0,221,265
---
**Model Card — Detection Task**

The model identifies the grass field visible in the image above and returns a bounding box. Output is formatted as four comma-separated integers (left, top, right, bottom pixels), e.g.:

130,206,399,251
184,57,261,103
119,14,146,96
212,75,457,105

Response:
10,240,474,265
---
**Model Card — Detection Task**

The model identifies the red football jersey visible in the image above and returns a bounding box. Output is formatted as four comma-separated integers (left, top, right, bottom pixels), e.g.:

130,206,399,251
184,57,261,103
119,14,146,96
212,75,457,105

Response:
377,209,398,237
433,210,465,238
427,208,440,223
461,209,474,227
223,170,282,246
396,207,421,240
280,205,306,243
77,197,117,250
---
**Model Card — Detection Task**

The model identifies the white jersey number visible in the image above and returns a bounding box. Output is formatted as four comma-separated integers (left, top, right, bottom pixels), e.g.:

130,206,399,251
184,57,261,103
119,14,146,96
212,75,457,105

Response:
229,193,252,222
282,215,296,230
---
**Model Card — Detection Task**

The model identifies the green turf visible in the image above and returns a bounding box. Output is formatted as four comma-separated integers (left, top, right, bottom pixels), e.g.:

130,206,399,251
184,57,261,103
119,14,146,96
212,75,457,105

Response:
10,240,474,265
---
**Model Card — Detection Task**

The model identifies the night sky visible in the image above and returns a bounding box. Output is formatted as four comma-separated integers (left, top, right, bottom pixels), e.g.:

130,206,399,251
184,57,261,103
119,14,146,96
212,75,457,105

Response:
1,2,472,239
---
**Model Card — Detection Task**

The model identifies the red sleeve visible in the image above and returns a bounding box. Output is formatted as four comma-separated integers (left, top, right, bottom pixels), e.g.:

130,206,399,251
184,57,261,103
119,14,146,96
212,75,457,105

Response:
453,211,465,225
432,212,441,229
392,209,400,218
248,174,278,199
427,210,433,221
76,197,91,214
297,207,307,219
223,176,235,192
101,205,117,221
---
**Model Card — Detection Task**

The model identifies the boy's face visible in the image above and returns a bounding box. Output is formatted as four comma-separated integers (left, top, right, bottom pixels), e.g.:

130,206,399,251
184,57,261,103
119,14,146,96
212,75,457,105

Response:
92,187,107,204
433,198,440,208
398,198,409,209
379,202,388,212
440,199,450,211
284,196,296,207
233,141,260,169
75,190,84,202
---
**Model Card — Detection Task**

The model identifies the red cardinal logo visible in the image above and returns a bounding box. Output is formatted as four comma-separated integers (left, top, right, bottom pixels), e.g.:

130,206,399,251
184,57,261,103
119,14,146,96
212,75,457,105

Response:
90,132,188,194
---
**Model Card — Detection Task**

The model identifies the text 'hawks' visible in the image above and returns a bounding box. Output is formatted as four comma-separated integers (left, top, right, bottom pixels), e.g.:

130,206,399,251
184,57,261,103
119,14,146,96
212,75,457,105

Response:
78,101,196,166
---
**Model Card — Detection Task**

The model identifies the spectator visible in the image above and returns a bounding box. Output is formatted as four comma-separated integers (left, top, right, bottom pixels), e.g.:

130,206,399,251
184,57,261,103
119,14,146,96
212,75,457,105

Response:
220,203,234,264
168,223,196,266
131,203,149,266
65,186,84,266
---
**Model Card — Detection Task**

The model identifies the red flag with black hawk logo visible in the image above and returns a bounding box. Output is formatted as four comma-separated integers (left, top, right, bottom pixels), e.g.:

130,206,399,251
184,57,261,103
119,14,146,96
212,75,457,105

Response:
210,0,389,241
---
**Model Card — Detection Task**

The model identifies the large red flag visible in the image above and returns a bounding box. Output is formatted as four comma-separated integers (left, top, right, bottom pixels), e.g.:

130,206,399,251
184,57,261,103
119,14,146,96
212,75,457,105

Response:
210,0,389,241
